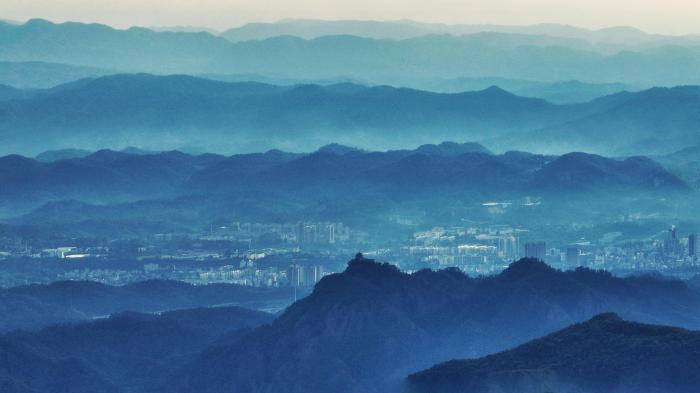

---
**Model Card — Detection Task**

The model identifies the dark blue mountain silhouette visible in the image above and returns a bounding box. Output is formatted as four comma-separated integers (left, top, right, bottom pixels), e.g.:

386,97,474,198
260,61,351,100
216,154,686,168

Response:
407,313,700,393
165,256,700,393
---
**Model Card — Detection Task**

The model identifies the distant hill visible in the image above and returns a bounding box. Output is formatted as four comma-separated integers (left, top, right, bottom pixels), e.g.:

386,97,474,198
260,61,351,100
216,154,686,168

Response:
513,86,700,155
0,149,227,214
189,149,689,196
407,313,700,393
0,84,27,101
0,19,229,74
655,145,700,188
0,306,273,393
316,143,365,155
532,153,688,192
413,78,634,104
0,61,109,88
414,142,492,156
513,80,633,104
35,148,92,162
220,19,438,41
149,25,220,35
165,256,700,393
0,279,291,332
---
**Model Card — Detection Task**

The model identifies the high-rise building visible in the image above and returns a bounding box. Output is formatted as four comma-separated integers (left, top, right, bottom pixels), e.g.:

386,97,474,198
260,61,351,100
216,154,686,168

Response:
290,264,324,287
498,236,519,259
287,264,304,287
665,225,681,254
566,245,579,267
689,234,697,258
295,222,305,244
303,265,324,286
524,242,546,261
327,224,336,244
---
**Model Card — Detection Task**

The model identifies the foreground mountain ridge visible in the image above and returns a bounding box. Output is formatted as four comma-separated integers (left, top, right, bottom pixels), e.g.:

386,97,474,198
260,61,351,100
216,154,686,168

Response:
165,256,700,393
407,313,700,393
1,256,700,392
0,306,274,393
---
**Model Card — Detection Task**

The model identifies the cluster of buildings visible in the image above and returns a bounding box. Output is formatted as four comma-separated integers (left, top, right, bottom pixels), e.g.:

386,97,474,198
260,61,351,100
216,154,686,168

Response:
287,264,326,287
5,217,700,288
0,220,362,265
523,226,700,274
199,221,356,246
393,226,525,274
384,224,700,278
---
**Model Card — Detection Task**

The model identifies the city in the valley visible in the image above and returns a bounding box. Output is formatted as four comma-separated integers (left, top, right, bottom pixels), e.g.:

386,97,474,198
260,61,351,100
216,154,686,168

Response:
2,216,697,288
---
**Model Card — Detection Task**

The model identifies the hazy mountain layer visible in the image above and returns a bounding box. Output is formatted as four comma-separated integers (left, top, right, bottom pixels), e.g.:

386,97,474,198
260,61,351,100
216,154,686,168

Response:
2,19,700,86
0,74,698,156
0,279,291,332
0,144,689,224
201,74,634,104
0,61,110,89
220,19,700,48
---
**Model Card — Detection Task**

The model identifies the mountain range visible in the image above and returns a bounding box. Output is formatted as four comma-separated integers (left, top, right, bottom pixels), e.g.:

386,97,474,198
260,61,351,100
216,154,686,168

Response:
1,256,699,392
514,86,700,155
0,61,636,103
1,74,699,156
0,143,690,229
0,74,568,155
1,19,700,88
220,19,700,47
407,313,700,393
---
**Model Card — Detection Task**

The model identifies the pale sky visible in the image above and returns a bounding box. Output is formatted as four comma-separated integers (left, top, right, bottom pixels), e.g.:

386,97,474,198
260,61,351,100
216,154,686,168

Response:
1,0,699,35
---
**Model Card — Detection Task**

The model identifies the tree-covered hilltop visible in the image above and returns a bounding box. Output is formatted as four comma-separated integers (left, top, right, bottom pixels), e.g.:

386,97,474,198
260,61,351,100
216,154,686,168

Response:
407,313,700,393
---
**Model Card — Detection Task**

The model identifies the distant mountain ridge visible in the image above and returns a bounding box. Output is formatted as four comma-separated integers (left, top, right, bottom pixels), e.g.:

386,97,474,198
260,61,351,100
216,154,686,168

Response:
0,74,697,156
0,84,27,101
1,19,700,87
514,85,700,154
0,279,291,332
0,143,688,221
0,61,110,88
35,148,92,162
0,74,572,155
220,19,700,46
